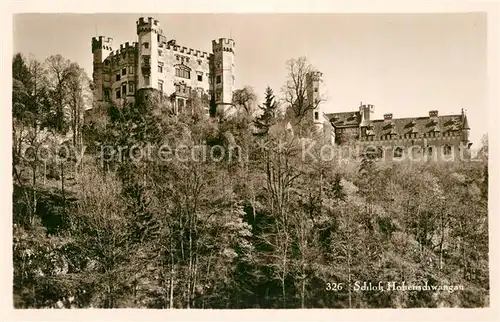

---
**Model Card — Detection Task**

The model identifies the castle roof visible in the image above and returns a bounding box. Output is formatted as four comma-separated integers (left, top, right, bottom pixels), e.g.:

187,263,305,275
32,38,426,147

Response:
325,111,361,127
325,110,468,137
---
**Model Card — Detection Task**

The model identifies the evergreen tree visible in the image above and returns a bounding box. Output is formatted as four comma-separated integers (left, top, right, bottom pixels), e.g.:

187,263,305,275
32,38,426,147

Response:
253,86,279,136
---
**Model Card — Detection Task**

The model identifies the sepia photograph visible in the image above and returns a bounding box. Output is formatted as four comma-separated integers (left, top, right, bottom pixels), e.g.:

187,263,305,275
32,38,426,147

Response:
8,5,494,315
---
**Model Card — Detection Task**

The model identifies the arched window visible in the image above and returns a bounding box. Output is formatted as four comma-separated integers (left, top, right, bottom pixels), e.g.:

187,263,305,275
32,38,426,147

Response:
393,147,403,158
443,145,452,156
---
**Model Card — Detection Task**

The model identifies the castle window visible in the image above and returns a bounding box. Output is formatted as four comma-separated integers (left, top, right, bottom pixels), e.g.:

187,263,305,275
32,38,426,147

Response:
144,42,149,49
314,87,318,92
144,76,150,85
216,75,221,84
216,91,221,101
158,81,163,92
116,89,121,99
314,111,319,120
186,58,190,63
176,55,180,61
129,82,134,93
427,146,433,155
116,73,121,81
393,147,403,158
122,83,127,95
444,145,452,156
175,67,190,79
104,88,110,101
158,65,163,73
158,50,163,56
197,74,203,82
198,60,202,65
122,68,126,76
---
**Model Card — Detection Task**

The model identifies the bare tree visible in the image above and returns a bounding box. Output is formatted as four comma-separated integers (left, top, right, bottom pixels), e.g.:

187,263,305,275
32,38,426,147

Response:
232,86,257,116
66,64,91,150
282,57,324,124
12,54,50,226
45,55,74,134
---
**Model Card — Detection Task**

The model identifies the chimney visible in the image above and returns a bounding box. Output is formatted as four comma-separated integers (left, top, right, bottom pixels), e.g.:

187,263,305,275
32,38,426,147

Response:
429,110,439,118
384,113,393,120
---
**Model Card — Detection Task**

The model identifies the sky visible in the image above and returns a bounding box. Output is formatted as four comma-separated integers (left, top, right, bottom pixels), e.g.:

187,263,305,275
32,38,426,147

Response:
13,13,487,148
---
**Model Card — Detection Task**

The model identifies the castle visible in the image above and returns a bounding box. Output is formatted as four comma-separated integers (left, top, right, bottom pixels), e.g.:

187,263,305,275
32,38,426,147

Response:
88,16,472,161
89,16,235,119
289,71,473,161
321,103,472,161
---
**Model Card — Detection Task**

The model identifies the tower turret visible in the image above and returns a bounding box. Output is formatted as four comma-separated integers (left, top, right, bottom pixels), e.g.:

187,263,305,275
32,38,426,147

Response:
136,17,162,90
461,108,471,145
211,38,235,117
91,36,113,102
306,71,323,128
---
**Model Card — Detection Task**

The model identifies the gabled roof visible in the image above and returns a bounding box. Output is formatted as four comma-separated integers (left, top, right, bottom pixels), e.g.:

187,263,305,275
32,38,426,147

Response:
366,114,463,137
325,111,361,127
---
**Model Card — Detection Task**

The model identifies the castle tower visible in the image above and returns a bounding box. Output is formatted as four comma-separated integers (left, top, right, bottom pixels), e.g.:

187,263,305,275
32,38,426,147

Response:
461,109,472,151
91,36,113,102
359,102,373,126
211,38,235,116
461,109,470,141
306,71,323,128
136,17,162,90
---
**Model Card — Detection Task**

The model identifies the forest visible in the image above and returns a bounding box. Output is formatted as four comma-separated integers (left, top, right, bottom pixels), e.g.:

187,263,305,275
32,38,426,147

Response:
12,53,489,309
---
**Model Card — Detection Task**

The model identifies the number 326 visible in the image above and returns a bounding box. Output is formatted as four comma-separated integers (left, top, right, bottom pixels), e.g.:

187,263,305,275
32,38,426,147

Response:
326,283,343,291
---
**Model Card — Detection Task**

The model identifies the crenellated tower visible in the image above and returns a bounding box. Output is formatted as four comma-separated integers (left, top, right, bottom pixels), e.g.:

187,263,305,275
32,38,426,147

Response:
211,38,235,116
306,71,323,128
91,36,113,102
136,17,162,90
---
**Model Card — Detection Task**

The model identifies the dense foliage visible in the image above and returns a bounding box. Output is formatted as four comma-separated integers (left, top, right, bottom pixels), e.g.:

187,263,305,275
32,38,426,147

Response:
12,54,489,308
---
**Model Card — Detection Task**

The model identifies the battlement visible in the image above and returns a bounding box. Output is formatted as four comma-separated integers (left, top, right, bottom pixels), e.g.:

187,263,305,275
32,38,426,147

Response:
166,43,211,58
92,36,113,52
118,41,138,51
136,16,163,34
105,42,138,62
359,103,374,111
212,38,235,53
306,71,323,82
